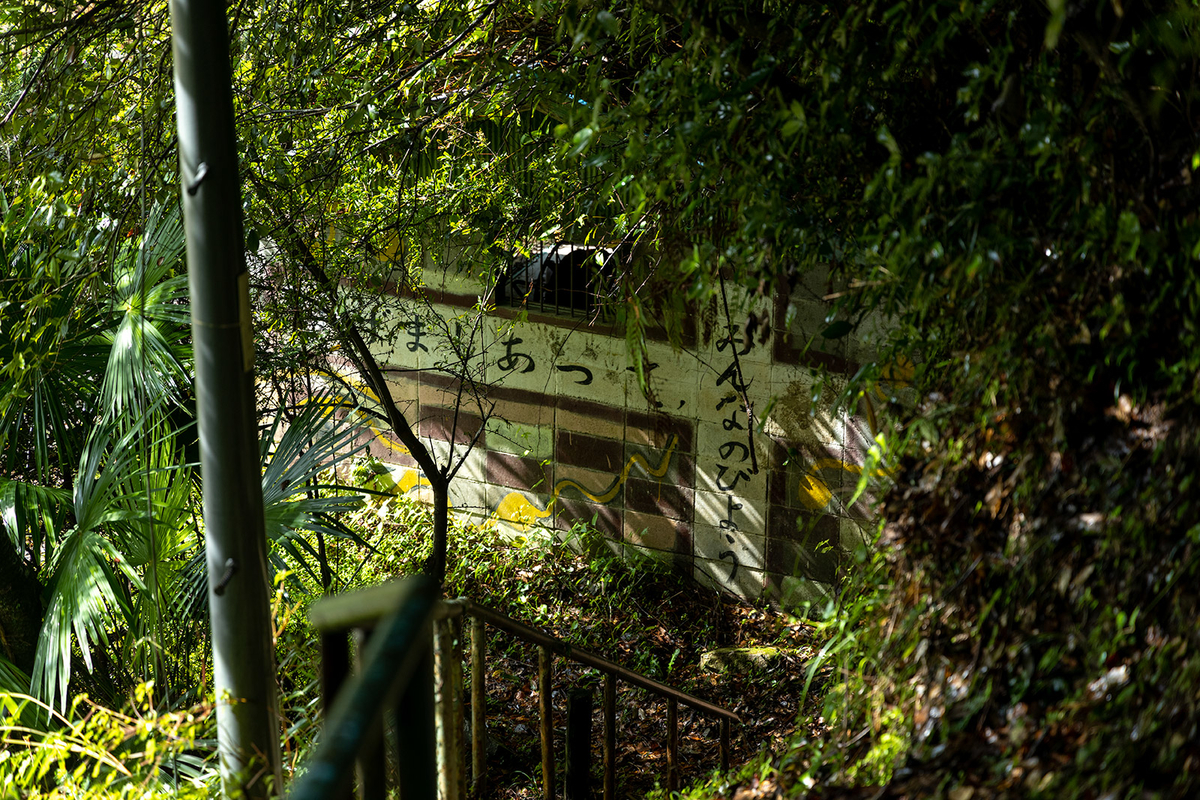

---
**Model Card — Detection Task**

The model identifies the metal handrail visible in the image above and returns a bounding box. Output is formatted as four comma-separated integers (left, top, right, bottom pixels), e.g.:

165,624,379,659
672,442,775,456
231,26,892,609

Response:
291,582,740,799
289,576,439,800
459,597,740,724
454,596,739,799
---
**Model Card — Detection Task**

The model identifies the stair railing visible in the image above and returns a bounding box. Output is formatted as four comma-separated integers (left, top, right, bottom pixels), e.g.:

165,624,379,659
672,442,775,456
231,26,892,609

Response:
288,578,740,800
289,575,440,800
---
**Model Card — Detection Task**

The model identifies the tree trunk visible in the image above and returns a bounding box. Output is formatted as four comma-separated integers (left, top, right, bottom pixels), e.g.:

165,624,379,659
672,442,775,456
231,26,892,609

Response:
425,477,450,587
248,205,457,592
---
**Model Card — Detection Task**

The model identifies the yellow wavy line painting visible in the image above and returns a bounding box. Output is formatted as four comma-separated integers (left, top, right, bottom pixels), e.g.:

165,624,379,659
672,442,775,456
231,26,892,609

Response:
300,370,884,521
299,372,680,531
492,435,680,530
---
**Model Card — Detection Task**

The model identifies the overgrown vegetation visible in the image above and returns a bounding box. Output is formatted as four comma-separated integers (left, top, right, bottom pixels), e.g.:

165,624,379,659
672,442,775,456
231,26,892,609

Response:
5,0,1200,797
3,459,816,797
316,488,825,798
669,2,1200,796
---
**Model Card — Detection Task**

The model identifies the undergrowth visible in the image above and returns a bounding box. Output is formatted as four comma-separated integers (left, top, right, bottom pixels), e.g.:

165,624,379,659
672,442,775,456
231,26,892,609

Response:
327,487,826,798
4,475,827,797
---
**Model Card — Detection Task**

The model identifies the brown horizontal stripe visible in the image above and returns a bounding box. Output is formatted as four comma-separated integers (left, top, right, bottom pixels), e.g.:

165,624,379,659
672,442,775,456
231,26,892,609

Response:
625,410,694,453
486,451,552,492
417,407,485,445
624,478,693,522
556,430,626,473
555,394,625,424
554,498,622,536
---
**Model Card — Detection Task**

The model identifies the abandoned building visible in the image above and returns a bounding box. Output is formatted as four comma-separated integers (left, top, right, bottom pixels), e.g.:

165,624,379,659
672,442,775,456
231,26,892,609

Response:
346,244,895,605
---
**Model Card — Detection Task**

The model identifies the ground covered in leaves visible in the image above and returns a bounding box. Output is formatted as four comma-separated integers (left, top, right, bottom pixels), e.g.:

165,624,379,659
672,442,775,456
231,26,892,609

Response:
472,578,817,799
330,500,826,798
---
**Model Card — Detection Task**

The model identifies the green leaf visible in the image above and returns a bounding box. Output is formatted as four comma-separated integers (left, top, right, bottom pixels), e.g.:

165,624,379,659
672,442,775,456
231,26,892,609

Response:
595,10,618,36
1044,0,1067,50
569,126,595,157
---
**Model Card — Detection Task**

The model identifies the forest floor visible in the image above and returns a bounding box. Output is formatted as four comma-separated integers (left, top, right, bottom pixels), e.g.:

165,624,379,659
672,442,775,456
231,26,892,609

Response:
475,586,823,799
341,501,827,799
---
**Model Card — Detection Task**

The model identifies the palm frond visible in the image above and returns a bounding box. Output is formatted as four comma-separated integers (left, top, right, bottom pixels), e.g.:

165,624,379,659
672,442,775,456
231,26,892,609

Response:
0,659,41,729
111,419,197,687
261,396,371,582
176,397,371,622
0,221,109,482
32,526,142,712
101,203,191,419
260,396,367,503
0,657,30,695
25,413,165,710
0,480,71,569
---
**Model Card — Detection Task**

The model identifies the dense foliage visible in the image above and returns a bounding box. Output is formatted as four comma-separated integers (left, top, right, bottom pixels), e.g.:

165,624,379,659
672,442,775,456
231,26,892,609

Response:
0,187,369,716
598,1,1200,797
5,0,1200,796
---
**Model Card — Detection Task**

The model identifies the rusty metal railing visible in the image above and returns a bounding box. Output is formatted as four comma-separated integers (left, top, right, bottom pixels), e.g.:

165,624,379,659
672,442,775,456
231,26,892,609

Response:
291,580,740,799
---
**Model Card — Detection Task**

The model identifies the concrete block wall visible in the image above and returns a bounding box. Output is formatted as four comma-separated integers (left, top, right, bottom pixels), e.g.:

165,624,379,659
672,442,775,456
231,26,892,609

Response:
345,274,888,604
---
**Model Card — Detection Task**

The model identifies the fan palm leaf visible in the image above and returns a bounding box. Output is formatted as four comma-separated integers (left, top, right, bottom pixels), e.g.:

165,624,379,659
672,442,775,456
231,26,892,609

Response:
26,419,149,712
259,395,371,580
0,480,71,570
176,396,370,621
0,194,109,485
112,418,196,687
99,204,191,419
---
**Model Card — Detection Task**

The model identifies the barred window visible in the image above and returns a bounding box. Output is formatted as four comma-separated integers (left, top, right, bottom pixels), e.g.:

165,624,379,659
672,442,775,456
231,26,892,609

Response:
500,244,613,319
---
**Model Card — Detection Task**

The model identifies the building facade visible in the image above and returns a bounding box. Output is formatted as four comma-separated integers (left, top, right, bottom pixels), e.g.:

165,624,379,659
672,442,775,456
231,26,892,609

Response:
351,256,894,605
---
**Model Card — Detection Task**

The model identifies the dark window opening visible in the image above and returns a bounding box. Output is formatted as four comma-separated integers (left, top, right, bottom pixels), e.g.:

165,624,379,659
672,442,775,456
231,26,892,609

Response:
498,244,613,319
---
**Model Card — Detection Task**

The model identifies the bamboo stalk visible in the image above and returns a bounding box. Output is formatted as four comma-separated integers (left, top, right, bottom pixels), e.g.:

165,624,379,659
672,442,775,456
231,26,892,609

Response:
167,0,281,789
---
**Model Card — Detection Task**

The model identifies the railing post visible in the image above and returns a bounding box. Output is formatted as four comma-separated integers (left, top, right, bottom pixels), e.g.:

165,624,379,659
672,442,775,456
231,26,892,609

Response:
719,718,730,773
319,630,352,800
396,639,437,800
320,630,351,712
471,616,486,798
538,645,555,800
565,687,593,800
666,698,678,793
435,616,465,800
354,628,387,800
602,674,615,800
453,615,466,800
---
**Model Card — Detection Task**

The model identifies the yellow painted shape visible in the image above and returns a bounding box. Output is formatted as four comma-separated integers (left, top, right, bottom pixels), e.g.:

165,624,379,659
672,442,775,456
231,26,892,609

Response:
493,493,554,529
881,356,915,384
550,477,621,505
797,458,892,510
382,231,403,262
394,468,429,495
552,433,679,503
490,435,680,527
798,473,834,509
300,369,412,456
